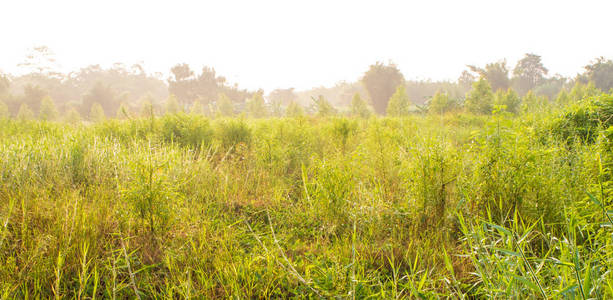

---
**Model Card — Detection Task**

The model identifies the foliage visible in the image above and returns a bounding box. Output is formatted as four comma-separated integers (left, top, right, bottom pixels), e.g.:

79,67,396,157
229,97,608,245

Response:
465,77,494,114
494,89,521,114
512,53,548,95
217,93,234,117
39,96,58,121
468,60,510,92
247,92,268,118
64,107,82,124
551,93,613,143
285,100,304,117
16,103,34,120
350,93,371,118
0,100,8,119
89,102,106,123
362,61,405,114
386,85,411,116
165,94,181,114
312,95,336,117
428,91,456,114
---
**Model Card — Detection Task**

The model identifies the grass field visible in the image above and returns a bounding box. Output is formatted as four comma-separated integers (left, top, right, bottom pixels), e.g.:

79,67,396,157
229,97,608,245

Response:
0,94,611,298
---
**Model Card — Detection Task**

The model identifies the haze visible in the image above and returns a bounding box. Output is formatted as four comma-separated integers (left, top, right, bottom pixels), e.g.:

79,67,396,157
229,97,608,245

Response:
1,0,612,91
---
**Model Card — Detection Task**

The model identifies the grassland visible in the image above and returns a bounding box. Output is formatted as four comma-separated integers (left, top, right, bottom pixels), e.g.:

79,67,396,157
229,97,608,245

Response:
0,95,611,298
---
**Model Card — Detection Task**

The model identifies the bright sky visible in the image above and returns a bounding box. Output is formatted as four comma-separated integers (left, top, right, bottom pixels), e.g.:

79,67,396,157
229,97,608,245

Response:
1,0,612,91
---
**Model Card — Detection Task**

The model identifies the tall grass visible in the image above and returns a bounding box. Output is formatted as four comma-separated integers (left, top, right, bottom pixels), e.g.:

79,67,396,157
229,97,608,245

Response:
0,97,611,298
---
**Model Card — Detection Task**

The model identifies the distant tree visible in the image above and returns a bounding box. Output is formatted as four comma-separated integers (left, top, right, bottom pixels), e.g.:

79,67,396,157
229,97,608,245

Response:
65,107,82,124
22,84,47,114
458,70,476,91
286,100,304,117
533,75,566,99
555,89,570,105
168,63,196,105
465,77,494,114
17,103,34,121
386,86,411,117
312,95,336,117
268,88,297,107
0,100,9,119
39,96,58,121
89,102,106,122
0,74,9,96
116,103,131,119
512,53,548,95
350,93,371,118
428,91,456,114
140,96,157,118
520,90,548,113
362,62,405,114
494,89,521,114
217,93,234,117
583,57,613,91
165,94,181,114
190,100,204,115
468,60,510,92
247,92,268,118
82,82,117,117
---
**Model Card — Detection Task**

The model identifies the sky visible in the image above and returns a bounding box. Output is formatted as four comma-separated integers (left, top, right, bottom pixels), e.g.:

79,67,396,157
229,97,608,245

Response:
1,0,612,91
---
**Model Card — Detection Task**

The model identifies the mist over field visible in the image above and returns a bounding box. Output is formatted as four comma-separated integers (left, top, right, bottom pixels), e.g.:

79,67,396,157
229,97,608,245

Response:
1,1,612,298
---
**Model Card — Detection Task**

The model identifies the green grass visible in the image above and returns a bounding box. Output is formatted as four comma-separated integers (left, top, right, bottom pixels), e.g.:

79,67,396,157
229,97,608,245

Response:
0,98,611,298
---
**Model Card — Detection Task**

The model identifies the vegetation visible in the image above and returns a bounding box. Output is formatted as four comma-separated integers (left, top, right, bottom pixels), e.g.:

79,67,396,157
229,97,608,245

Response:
0,85,611,298
2,46,613,298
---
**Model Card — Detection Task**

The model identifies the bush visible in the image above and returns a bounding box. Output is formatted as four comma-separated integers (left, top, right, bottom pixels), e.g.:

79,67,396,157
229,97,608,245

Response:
159,113,213,149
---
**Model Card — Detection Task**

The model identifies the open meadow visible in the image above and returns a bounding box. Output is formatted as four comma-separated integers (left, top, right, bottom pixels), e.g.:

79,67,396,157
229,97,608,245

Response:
0,89,611,298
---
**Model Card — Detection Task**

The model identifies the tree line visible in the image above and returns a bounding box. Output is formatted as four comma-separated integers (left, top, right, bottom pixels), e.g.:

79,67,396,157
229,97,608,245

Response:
1,48,613,121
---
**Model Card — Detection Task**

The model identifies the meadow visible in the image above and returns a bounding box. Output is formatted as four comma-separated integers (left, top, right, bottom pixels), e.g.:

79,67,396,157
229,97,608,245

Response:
0,93,611,299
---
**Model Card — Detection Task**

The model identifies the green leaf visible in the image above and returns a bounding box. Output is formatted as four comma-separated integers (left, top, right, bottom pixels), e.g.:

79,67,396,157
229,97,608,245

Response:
494,248,521,257
586,191,602,208
486,222,513,236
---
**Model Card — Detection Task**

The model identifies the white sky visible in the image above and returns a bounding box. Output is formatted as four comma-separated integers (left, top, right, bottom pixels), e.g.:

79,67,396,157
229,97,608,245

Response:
1,0,612,91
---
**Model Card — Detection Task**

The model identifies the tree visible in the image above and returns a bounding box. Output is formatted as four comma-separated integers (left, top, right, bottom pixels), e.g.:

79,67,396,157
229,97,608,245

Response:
520,90,548,113
512,53,548,95
140,96,157,118
0,100,9,119
494,89,521,114
168,63,196,105
65,107,82,124
458,70,476,91
39,96,58,121
286,100,304,117
247,92,268,118
0,74,9,96
468,60,510,92
386,86,411,116
583,57,613,91
465,77,494,114
190,100,204,115
428,91,455,114
17,103,34,121
268,88,297,106
22,84,47,114
312,95,336,117
89,102,106,122
350,93,371,118
82,82,117,117
555,89,570,105
165,94,181,114
217,93,234,117
362,62,405,114
116,103,131,119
